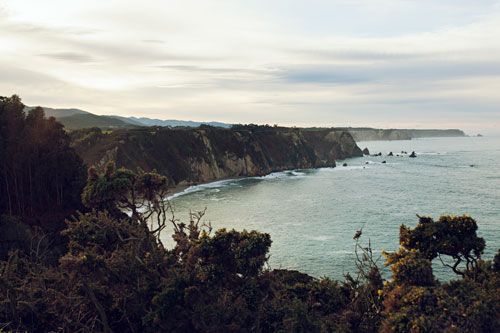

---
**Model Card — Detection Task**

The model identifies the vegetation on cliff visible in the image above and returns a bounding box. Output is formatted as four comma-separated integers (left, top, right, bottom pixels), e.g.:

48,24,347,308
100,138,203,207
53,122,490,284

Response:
70,125,362,188
1,96,498,332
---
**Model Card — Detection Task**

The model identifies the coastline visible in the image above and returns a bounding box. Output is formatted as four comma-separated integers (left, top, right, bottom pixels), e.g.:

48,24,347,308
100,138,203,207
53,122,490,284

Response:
165,166,338,200
165,161,350,200
168,135,476,200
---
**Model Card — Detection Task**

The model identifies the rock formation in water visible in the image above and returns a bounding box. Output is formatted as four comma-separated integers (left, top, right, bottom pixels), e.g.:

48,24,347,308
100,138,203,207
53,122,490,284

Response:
71,126,362,188
362,147,370,155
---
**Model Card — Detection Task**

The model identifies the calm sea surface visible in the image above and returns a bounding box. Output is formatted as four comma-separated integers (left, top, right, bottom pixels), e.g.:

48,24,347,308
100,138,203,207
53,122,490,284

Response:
163,136,500,280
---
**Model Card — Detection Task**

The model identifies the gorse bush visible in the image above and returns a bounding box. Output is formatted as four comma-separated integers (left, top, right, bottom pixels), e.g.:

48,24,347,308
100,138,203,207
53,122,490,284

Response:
381,216,499,333
0,96,499,332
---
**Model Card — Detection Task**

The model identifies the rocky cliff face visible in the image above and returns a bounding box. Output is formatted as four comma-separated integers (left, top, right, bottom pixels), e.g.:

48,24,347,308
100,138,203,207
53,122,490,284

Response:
71,126,362,187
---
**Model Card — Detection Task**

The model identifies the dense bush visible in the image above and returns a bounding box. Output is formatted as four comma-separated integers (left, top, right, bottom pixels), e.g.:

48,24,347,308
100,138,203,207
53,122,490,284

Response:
381,216,499,332
0,98,498,332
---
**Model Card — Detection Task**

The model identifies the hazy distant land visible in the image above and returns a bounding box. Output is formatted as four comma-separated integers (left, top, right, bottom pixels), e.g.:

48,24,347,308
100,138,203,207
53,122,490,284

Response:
25,105,467,141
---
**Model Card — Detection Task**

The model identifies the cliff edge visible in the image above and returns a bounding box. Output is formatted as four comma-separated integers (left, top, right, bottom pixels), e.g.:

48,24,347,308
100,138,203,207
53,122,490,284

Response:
71,126,362,188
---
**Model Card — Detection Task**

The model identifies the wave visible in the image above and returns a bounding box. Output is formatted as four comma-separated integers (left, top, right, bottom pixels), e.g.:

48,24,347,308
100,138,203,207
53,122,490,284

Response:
167,179,236,200
319,165,367,172
418,152,447,155
258,170,307,179
168,169,309,200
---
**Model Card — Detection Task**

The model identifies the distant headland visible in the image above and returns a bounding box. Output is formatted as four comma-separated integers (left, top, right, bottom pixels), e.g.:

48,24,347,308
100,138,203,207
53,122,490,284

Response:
25,105,466,141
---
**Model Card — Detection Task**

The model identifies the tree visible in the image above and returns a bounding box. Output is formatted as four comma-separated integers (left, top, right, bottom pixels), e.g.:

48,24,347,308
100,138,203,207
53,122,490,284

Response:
381,215,499,333
82,162,170,244
399,215,485,277
0,95,85,221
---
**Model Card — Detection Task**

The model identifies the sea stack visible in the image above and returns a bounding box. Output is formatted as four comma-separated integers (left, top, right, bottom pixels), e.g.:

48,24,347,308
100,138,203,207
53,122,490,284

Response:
363,147,370,155
409,151,417,158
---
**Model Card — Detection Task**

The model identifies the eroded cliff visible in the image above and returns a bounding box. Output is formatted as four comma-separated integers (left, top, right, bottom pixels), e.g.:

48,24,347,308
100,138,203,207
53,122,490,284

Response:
71,126,362,187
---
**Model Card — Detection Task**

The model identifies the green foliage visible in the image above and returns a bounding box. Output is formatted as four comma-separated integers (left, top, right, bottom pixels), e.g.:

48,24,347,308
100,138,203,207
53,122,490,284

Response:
399,215,485,276
193,228,272,281
0,155,499,332
0,95,85,220
381,275,500,333
381,215,499,332
0,95,86,264
384,250,435,287
494,249,500,272
68,127,105,149
81,162,136,215
81,161,168,223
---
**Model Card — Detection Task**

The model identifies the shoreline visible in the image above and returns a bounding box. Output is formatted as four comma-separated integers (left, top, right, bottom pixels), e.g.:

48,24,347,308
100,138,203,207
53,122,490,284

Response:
166,136,480,200
165,163,345,200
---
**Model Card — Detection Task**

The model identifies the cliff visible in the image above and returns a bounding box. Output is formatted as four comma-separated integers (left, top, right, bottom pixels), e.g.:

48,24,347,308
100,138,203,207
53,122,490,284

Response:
337,128,466,141
71,126,362,187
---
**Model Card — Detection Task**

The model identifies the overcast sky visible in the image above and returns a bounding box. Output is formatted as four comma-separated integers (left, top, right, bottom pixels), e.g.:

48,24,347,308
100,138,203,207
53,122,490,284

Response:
1,0,499,133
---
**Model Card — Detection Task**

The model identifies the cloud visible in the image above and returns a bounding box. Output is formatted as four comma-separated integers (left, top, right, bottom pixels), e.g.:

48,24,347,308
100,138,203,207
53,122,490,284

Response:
142,39,165,44
279,59,500,85
39,51,94,63
154,65,272,76
290,48,444,62
0,0,499,133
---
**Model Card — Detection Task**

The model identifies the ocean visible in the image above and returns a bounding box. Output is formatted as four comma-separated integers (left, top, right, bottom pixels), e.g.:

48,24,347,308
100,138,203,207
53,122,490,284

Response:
163,136,500,280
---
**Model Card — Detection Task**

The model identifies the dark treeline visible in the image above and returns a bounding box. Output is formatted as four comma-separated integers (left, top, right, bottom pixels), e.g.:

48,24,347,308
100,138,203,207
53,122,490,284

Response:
0,95,85,262
0,95,85,221
0,96,499,332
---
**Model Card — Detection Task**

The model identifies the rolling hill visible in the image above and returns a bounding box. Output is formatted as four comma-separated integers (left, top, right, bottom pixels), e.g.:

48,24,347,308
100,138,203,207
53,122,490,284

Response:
23,106,231,129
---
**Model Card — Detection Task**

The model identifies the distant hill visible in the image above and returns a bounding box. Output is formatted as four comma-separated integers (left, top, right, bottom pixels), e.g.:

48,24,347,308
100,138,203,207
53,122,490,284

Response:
129,117,231,128
56,113,137,130
108,116,145,126
24,106,90,118
23,106,467,139
23,106,231,130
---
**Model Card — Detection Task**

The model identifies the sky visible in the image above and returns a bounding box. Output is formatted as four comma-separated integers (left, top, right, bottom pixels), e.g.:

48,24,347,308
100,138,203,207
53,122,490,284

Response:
1,0,500,134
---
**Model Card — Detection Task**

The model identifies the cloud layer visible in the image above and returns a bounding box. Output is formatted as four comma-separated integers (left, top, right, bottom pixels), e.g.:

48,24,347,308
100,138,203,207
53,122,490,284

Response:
1,0,499,133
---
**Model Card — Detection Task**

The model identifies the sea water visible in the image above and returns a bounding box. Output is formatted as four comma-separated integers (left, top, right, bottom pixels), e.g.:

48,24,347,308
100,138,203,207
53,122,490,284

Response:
163,136,500,280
